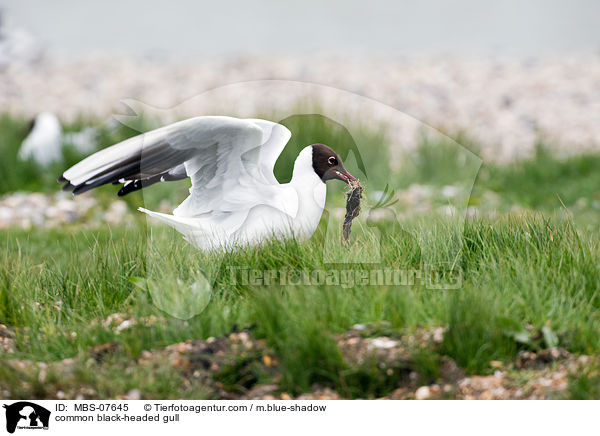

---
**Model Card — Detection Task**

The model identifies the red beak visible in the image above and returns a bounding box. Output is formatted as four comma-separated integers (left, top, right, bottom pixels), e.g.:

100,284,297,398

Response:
335,169,357,184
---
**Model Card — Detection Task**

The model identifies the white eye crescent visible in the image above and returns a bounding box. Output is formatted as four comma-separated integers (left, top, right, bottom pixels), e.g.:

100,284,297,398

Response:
328,156,338,166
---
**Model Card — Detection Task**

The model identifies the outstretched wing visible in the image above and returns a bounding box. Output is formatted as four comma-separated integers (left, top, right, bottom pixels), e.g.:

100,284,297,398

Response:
60,116,297,218
244,118,292,184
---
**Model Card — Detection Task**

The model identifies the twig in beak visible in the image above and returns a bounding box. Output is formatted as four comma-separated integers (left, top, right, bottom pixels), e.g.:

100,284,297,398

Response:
343,179,363,243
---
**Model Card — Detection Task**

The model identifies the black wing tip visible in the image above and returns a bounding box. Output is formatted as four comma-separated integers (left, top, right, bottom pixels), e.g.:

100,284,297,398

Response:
60,167,182,197
59,175,80,195
62,180,95,195
72,183,101,195
61,179,137,197
61,182,75,192
118,180,142,196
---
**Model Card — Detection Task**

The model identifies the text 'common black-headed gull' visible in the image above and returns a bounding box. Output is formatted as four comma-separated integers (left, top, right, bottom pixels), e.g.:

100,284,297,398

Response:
59,116,357,250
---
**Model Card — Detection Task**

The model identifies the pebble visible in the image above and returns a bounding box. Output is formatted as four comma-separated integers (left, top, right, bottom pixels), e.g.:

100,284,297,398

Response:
431,327,444,343
125,389,141,400
442,186,462,199
415,386,431,400
369,338,399,349
115,320,132,334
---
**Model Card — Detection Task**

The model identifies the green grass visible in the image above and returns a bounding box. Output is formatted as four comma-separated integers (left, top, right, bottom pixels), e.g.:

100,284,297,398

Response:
406,138,600,214
1,215,599,398
568,361,600,400
1,114,600,399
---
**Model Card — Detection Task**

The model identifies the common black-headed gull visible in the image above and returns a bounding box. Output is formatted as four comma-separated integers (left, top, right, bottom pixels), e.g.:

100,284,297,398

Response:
59,116,356,250
19,112,99,166
19,112,63,166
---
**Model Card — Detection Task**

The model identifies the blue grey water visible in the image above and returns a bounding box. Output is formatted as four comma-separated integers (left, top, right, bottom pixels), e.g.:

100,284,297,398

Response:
0,0,599,56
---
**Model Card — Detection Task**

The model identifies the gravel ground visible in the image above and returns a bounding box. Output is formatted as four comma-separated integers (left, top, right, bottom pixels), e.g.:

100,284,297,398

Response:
2,53,599,163
0,184,490,229
0,320,589,400
0,192,130,229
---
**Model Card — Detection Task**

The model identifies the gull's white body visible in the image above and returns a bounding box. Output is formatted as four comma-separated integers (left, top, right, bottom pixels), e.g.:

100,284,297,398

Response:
62,116,327,250
19,112,63,166
141,145,326,250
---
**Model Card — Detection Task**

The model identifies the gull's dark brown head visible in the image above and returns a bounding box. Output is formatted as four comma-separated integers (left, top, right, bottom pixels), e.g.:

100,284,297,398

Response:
311,143,357,184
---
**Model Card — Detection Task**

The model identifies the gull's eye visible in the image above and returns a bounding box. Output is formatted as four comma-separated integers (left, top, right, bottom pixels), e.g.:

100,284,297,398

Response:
328,156,338,166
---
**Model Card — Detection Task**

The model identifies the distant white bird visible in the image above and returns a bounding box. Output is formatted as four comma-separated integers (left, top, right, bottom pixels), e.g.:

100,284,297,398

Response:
19,112,63,166
19,113,100,167
60,116,356,250
62,127,99,155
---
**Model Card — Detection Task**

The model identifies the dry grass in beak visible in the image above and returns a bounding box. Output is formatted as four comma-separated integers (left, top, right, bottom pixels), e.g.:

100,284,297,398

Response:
343,179,363,243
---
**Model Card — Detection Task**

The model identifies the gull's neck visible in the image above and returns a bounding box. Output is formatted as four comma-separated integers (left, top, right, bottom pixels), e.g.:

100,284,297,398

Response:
289,146,327,237
290,146,323,188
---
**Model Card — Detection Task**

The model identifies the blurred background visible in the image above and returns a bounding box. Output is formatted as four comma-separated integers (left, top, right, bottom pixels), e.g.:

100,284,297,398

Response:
0,0,599,227
2,0,599,149
4,0,600,55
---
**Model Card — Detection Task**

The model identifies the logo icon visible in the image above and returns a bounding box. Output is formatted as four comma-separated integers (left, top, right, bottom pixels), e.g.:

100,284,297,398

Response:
2,402,50,434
